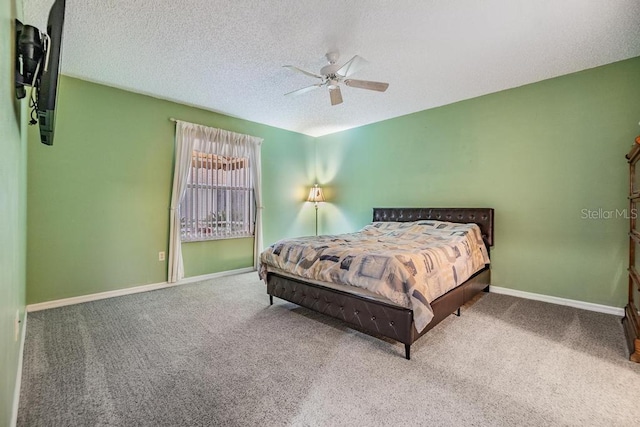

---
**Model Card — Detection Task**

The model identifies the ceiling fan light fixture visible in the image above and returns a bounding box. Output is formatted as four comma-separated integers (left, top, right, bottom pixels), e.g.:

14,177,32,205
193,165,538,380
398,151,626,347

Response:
283,51,389,106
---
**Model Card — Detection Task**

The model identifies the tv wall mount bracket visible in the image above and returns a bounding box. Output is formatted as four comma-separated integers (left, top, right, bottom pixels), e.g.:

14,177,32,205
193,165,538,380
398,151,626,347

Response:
15,19,50,101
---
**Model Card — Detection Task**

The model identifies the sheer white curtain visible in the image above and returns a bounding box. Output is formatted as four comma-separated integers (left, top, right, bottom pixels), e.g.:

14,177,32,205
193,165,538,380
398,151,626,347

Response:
168,120,263,283
168,121,196,283
249,140,263,269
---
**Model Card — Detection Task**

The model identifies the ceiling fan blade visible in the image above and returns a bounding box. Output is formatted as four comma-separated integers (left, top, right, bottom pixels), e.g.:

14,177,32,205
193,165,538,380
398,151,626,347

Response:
285,84,322,96
336,55,368,77
344,79,389,92
283,65,323,79
330,87,343,106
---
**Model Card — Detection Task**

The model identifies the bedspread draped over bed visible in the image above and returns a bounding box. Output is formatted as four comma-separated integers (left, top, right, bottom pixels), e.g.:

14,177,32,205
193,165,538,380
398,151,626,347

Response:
259,220,490,332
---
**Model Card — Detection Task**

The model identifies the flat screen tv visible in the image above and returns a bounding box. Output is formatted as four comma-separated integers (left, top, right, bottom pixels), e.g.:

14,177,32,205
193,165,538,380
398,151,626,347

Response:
36,0,66,146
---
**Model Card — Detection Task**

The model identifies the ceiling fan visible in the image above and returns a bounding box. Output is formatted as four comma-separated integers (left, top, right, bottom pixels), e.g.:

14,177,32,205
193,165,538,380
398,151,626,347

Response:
283,52,389,106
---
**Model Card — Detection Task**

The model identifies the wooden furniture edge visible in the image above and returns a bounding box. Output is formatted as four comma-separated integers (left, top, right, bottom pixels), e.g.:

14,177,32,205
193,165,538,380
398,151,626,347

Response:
623,305,640,362
627,141,640,363
627,138,640,163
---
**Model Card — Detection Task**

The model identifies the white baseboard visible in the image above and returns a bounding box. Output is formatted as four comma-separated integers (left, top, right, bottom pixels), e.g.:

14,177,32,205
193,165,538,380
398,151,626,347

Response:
10,311,27,427
27,282,180,312
26,267,256,312
177,266,255,285
489,286,625,317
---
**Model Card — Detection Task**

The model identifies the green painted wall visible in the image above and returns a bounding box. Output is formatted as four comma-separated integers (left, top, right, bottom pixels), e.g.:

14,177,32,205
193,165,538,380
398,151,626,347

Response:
316,57,640,307
26,55,640,310
27,76,314,304
181,238,254,277
1,0,26,425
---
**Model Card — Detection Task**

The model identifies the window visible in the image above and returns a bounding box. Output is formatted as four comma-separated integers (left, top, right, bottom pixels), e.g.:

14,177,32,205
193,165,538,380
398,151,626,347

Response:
180,150,255,241
169,120,263,283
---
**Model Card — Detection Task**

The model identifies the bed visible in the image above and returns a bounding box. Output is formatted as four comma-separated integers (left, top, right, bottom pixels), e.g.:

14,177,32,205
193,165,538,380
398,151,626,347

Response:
260,207,494,359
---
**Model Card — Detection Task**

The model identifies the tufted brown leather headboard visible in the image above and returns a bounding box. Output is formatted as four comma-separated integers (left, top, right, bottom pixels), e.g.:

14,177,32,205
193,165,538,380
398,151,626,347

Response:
372,207,494,247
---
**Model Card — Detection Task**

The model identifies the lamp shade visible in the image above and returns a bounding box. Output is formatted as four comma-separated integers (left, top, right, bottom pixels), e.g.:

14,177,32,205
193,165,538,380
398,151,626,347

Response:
307,185,325,203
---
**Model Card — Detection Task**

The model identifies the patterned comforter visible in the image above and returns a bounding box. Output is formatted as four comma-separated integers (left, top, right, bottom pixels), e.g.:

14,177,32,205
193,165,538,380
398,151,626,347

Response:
259,220,490,332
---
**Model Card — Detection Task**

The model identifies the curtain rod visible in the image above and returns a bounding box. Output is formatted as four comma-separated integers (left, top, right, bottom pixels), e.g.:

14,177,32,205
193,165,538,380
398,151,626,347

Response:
167,117,264,144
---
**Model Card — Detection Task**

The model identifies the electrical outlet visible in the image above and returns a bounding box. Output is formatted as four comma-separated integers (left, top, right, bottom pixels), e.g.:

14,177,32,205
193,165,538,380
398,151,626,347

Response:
158,251,165,261
14,310,20,342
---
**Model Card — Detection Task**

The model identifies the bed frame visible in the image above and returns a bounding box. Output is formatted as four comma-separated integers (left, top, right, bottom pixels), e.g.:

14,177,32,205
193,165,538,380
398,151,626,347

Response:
266,207,494,359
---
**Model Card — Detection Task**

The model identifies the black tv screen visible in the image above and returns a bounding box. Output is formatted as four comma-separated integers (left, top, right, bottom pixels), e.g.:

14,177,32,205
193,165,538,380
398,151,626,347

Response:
37,0,65,146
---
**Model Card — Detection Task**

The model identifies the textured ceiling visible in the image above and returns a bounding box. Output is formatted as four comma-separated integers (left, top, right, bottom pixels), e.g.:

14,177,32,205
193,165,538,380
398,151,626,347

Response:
24,0,640,137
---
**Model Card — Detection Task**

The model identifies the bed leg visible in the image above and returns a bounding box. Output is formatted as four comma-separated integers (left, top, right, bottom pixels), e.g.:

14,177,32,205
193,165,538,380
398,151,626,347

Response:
269,295,273,305
455,307,460,317
405,344,411,360
483,285,490,293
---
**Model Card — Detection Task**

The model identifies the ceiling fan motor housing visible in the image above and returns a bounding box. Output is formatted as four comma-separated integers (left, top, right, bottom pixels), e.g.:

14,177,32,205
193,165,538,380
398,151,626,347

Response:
321,52,341,76
320,64,340,76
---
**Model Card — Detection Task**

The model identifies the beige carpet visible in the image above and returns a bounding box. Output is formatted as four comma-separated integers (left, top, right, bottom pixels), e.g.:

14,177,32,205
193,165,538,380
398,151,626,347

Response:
18,272,640,426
